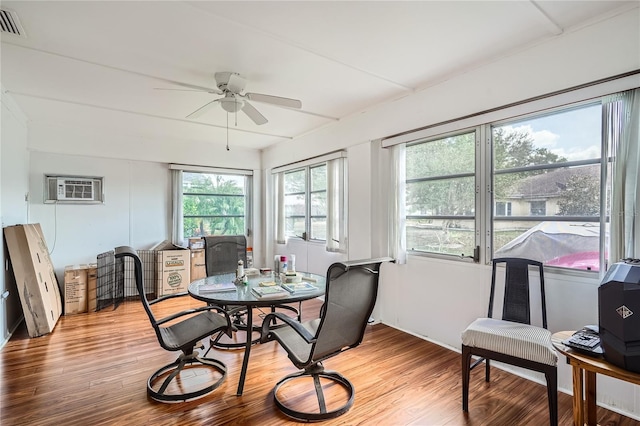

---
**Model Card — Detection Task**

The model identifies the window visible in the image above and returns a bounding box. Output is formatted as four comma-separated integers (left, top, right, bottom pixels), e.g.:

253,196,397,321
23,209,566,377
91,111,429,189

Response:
284,164,327,240
310,165,328,240
284,169,306,239
495,201,512,216
181,171,250,238
405,130,477,256
492,104,604,272
529,201,546,216
274,151,347,252
390,86,636,272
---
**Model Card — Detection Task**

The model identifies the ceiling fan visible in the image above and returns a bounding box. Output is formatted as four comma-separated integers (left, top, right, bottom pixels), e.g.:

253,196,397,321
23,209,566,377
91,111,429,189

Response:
159,72,302,125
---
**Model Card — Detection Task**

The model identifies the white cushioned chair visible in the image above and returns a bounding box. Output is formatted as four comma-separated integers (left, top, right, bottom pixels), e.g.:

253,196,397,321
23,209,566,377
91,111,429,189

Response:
461,257,558,426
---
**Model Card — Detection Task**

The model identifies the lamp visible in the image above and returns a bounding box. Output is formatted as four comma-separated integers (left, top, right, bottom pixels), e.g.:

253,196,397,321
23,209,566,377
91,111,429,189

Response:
220,94,244,113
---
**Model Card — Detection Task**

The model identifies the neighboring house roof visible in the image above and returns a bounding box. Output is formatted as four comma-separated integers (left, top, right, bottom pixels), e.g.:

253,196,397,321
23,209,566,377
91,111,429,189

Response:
505,164,599,199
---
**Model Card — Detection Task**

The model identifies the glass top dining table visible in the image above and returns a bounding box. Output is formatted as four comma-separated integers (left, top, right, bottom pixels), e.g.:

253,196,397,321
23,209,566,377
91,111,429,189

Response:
188,271,326,396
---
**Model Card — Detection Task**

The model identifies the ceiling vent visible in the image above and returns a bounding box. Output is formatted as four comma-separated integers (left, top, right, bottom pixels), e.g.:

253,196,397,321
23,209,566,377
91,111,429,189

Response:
0,8,26,37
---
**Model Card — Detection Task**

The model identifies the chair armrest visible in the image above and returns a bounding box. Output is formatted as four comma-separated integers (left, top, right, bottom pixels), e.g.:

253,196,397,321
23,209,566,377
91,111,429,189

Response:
148,291,190,305
260,312,316,344
156,303,232,330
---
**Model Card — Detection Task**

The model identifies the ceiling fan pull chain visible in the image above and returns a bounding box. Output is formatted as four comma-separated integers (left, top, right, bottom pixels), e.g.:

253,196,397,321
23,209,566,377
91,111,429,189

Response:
226,112,230,151
235,98,238,126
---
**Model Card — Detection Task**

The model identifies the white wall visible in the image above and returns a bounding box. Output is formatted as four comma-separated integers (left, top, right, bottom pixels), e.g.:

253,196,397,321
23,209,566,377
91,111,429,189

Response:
1,90,30,345
28,152,169,278
27,122,261,169
26,119,264,281
261,9,640,419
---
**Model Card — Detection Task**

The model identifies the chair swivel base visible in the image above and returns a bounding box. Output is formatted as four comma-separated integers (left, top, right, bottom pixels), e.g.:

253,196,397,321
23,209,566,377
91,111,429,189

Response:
273,364,355,421
211,304,300,350
148,354,227,403
210,328,261,349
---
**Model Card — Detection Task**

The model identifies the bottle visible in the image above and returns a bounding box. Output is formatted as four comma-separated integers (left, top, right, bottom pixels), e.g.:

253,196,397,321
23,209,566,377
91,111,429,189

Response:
236,259,244,281
274,255,281,274
246,247,254,268
280,255,288,274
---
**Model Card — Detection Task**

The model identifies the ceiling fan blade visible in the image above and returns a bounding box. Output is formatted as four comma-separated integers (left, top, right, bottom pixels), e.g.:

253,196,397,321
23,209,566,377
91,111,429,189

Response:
154,87,210,92
245,92,302,109
186,99,220,119
241,101,268,125
159,81,222,94
226,73,246,94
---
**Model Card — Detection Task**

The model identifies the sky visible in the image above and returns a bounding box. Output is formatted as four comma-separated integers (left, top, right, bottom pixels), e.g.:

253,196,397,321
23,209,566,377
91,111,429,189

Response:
499,103,602,161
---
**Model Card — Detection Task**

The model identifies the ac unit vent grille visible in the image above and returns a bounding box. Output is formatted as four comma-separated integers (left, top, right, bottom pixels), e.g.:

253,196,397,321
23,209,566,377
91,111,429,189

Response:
0,9,26,37
62,179,94,200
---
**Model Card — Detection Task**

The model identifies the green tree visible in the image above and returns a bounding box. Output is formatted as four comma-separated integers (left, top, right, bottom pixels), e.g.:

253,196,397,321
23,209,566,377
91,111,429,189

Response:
492,127,567,200
406,132,475,217
493,127,566,170
183,173,245,237
406,128,568,248
558,173,600,215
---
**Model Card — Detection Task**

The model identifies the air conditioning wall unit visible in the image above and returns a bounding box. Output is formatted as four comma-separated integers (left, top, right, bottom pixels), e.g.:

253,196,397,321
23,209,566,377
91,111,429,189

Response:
44,175,104,204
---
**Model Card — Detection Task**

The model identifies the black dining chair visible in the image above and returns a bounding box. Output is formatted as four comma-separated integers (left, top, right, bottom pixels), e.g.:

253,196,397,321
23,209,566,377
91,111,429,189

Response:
461,257,558,425
202,235,298,349
260,257,393,421
114,246,233,402
202,235,260,349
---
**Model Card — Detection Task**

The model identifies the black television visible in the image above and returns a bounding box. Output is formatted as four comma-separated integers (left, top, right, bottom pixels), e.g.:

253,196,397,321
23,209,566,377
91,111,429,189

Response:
598,259,640,373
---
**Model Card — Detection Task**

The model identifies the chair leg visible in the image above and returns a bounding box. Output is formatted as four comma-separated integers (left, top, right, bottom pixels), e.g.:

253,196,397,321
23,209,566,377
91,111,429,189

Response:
461,345,472,412
485,359,491,382
545,367,558,426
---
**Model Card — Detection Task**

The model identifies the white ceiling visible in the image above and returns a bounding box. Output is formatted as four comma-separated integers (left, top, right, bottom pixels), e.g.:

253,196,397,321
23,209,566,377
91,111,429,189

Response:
1,1,637,151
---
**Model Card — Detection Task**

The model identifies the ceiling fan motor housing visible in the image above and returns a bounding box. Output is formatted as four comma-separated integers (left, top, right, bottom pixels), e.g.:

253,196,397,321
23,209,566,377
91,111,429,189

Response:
215,72,246,94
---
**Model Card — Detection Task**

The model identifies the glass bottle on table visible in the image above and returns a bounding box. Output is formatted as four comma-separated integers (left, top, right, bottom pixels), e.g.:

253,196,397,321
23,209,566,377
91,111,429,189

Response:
246,247,253,268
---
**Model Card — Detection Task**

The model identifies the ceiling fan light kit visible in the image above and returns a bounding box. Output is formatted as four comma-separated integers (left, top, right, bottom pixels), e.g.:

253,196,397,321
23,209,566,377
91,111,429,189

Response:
219,95,244,113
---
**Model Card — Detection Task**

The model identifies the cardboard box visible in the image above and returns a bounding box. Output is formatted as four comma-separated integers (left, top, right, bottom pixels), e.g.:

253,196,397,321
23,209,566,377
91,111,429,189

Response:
152,241,191,296
188,237,204,250
3,224,62,337
63,265,89,315
190,249,207,281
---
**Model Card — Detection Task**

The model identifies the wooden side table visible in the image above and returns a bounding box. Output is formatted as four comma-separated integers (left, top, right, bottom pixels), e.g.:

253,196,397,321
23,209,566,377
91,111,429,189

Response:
551,331,640,426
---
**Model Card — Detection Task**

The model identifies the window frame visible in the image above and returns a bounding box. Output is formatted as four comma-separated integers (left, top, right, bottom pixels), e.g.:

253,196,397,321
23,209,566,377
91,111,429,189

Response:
283,163,328,242
401,99,611,274
404,127,481,259
179,169,253,239
487,101,605,272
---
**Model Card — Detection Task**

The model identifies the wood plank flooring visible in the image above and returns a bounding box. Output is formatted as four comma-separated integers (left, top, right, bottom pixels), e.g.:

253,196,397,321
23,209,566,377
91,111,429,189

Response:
1,297,637,425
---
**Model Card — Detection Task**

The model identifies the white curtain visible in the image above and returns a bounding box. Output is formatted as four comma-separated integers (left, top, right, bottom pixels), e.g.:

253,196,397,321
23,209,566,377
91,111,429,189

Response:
390,143,407,264
608,88,640,266
171,169,184,246
326,157,346,252
275,172,286,244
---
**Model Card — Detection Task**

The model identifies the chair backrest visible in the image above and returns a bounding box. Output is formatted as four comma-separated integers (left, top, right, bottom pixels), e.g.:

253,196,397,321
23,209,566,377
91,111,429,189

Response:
114,246,162,341
311,258,392,361
488,257,547,328
203,235,247,275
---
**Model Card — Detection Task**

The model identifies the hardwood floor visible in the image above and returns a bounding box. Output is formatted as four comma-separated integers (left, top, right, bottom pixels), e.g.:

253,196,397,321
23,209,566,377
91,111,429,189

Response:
1,297,637,425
